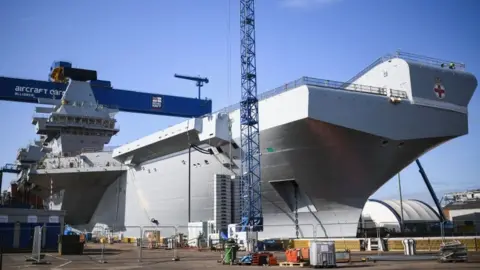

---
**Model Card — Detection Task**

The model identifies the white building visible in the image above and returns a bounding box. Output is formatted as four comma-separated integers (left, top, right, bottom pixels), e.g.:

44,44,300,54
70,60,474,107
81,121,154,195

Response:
360,199,441,235
444,201,480,234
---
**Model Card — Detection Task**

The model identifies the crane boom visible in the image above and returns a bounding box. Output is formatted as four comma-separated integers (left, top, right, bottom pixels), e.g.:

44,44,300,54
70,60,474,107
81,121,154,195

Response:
239,0,263,232
174,73,209,99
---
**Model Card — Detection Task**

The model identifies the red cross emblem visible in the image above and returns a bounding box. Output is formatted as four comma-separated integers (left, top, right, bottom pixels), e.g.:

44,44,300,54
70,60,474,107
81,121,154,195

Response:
434,83,446,99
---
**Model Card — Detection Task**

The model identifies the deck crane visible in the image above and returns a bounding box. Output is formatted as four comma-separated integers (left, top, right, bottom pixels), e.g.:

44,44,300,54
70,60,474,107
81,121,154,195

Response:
239,0,263,239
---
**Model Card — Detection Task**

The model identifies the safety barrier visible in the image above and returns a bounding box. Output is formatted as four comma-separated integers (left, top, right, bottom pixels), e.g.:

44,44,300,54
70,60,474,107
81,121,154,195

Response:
80,147,116,153
59,225,180,263
212,76,408,116
137,225,178,262
344,50,466,86
291,239,361,251
36,154,124,170
292,238,479,252
390,89,408,99
88,225,143,263
397,51,466,70
31,114,120,131
386,237,479,252
0,221,478,266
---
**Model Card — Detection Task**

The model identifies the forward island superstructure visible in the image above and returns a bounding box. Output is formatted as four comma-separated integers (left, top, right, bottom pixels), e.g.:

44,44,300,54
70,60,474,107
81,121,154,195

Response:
13,79,127,226
4,61,211,230
11,51,478,239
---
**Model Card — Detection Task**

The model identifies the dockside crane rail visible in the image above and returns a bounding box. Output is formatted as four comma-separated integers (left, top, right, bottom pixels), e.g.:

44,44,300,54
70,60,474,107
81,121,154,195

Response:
239,0,263,232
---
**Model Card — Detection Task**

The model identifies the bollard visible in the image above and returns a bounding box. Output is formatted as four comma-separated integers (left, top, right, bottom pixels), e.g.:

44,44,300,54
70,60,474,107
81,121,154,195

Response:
376,228,381,256
98,239,107,264
138,237,143,263
172,237,179,261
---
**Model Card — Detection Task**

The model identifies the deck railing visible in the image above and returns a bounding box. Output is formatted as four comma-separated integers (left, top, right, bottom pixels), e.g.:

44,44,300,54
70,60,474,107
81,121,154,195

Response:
213,76,408,115
37,156,123,170
342,56,390,86
343,50,466,87
80,147,117,153
397,51,466,70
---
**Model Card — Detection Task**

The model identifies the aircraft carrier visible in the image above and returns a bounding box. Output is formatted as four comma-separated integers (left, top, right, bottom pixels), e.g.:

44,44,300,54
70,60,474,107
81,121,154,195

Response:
8,51,478,239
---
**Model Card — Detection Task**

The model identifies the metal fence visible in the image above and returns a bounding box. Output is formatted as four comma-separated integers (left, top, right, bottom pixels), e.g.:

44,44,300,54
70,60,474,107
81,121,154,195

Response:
210,50,465,117
344,50,466,86
397,51,466,70
0,221,478,265
212,76,409,116
36,153,124,170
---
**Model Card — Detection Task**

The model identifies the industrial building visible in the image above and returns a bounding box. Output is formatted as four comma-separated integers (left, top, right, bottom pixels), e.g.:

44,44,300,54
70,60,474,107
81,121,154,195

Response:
359,199,442,237
443,200,480,234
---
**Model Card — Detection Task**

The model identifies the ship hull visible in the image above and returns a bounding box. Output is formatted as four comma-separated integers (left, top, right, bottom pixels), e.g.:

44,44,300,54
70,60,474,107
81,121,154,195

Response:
26,55,477,239
25,152,126,225
91,117,450,238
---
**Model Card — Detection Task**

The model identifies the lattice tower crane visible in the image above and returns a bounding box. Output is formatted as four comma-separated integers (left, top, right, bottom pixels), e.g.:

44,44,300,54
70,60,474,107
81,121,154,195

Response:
239,0,263,233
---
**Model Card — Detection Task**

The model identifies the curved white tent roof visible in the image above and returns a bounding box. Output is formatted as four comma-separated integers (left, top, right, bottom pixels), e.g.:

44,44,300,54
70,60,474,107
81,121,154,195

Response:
361,199,440,230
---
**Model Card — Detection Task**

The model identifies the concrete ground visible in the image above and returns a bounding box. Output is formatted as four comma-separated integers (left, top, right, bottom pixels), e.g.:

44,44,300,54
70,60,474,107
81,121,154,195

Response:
2,243,480,270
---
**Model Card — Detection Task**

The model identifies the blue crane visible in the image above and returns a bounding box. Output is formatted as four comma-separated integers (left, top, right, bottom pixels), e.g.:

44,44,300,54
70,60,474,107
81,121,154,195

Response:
174,73,209,99
239,0,263,232
0,61,212,118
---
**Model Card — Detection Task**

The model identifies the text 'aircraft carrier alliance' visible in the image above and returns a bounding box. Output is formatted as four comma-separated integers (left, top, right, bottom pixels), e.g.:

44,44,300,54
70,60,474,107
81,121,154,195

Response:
7,51,478,239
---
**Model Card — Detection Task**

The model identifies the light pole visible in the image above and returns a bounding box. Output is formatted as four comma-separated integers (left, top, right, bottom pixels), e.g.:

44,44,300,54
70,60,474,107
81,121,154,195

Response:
398,172,405,233
188,144,214,223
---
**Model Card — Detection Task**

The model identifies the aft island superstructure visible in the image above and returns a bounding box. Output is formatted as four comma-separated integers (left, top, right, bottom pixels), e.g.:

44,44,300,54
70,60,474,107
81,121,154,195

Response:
11,51,478,239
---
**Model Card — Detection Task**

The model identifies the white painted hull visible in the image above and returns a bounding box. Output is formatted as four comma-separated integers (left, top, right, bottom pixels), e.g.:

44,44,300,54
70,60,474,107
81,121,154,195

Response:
33,56,479,239
90,57,476,238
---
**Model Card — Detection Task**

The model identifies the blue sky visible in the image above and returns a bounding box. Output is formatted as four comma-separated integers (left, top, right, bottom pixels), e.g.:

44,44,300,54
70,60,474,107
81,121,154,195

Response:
0,0,479,207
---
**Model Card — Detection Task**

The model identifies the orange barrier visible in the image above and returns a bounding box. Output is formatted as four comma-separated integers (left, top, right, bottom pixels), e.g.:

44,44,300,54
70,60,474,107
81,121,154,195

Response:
285,248,309,263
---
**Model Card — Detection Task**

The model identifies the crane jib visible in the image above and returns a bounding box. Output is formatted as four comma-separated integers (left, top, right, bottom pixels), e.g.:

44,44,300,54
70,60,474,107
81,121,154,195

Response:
0,76,212,118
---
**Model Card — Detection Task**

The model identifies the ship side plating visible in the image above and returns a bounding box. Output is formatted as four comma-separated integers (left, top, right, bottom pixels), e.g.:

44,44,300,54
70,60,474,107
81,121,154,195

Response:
15,52,473,238
88,52,476,239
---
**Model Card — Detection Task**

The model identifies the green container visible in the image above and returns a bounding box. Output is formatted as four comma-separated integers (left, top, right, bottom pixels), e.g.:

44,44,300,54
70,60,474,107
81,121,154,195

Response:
224,240,237,264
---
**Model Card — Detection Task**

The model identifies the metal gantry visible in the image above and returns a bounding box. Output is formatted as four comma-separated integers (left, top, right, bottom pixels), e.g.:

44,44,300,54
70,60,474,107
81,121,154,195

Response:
0,62,212,118
239,0,263,232
0,164,22,195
